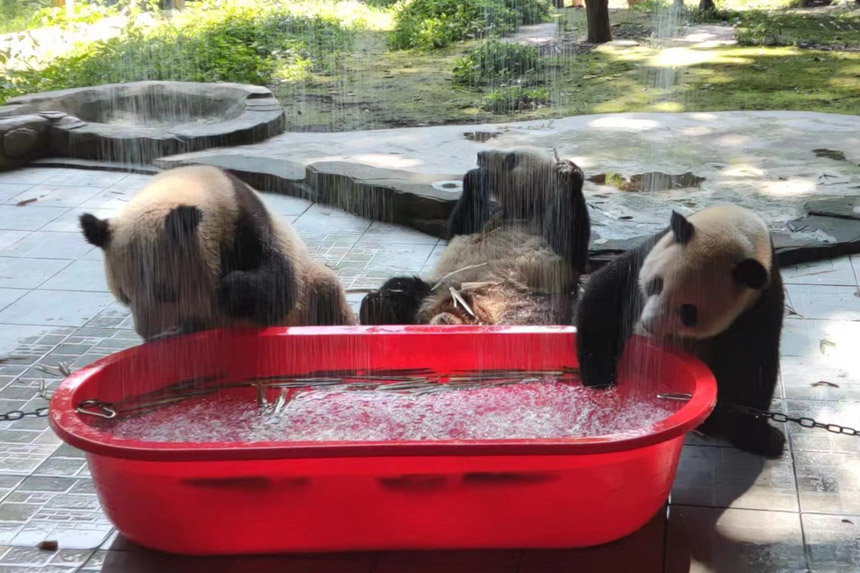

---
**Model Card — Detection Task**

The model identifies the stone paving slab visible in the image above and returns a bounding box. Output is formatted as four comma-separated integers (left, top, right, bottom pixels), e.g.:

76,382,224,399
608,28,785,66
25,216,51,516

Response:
0,167,856,571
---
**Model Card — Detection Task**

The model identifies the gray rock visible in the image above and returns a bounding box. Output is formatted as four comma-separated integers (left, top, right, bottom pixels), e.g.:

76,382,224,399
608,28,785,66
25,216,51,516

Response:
0,114,50,171
776,214,860,266
0,81,285,165
805,197,860,221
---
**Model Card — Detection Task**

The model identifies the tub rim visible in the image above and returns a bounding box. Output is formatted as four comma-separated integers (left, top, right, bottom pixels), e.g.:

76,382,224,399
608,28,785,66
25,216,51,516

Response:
49,325,717,462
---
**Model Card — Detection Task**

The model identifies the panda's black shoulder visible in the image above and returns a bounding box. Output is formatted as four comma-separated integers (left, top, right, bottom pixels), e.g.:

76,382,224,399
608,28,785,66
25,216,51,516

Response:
217,171,283,273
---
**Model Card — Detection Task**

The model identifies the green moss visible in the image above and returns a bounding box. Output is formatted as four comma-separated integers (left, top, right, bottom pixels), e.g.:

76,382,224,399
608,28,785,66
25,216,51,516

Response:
737,10,860,48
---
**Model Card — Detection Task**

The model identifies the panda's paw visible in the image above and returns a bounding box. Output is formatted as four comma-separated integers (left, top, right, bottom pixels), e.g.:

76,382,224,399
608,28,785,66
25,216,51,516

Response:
729,422,786,459
553,160,583,188
578,362,617,390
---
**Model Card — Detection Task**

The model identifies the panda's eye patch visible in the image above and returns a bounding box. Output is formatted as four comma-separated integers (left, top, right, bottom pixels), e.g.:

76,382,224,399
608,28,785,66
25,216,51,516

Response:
154,283,178,303
680,304,698,327
645,277,663,296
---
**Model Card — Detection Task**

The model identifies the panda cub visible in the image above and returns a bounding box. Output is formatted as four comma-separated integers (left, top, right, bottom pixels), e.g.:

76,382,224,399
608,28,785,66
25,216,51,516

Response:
575,205,785,458
80,165,355,339
360,148,590,326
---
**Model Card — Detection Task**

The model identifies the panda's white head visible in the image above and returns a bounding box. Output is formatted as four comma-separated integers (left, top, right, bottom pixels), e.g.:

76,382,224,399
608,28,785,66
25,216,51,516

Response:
80,167,234,339
638,205,773,341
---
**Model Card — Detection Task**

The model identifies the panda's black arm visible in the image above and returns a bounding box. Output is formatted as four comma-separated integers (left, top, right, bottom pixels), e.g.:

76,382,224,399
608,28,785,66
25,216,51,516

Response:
217,247,298,325
447,168,492,239
575,235,657,388
544,161,590,275
359,275,432,325
700,261,786,458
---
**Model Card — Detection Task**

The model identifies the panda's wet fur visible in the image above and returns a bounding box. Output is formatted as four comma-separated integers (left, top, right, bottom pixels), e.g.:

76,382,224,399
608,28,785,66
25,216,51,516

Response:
360,148,590,326
80,165,354,339
575,205,785,458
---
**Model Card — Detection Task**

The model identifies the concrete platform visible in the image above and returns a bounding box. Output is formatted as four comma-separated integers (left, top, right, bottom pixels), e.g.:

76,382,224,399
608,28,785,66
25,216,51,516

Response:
152,111,860,263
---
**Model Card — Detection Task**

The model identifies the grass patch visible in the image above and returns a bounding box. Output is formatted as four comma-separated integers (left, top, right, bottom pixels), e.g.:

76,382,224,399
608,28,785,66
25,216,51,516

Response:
453,40,543,86
1,0,388,104
389,0,552,50
481,86,551,112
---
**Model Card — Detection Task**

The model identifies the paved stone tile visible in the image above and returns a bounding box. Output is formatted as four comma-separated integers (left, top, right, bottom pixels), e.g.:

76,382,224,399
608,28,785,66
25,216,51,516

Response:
107,173,153,190
664,506,806,573
780,318,860,358
421,242,447,275
0,441,59,477
0,477,112,549
0,477,24,503
338,244,435,275
293,212,371,244
785,285,860,321
261,194,313,217
0,169,59,186
38,209,117,234
40,170,127,188
76,189,134,211
0,185,32,204
357,221,439,246
0,232,29,251
851,255,860,285
519,507,666,573
38,261,109,293
781,356,860,401
0,206,68,232
305,242,353,268
0,290,26,314
4,186,103,209
802,513,860,573
0,232,93,261
0,259,70,290
786,400,860,454
782,257,858,287
671,446,798,511
0,291,114,327
795,451,860,515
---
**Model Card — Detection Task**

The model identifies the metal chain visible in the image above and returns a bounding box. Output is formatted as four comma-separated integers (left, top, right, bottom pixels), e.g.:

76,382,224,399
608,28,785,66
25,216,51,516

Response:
0,407,49,421
0,363,70,423
732,405,858,437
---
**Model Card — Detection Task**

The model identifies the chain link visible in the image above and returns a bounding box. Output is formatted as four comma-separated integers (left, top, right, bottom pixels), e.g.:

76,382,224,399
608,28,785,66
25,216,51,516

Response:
732,405,858,437
0,407,49,421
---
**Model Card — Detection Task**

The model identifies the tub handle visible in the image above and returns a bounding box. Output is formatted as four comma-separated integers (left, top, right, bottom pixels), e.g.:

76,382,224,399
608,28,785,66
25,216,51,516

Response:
76,399,117,419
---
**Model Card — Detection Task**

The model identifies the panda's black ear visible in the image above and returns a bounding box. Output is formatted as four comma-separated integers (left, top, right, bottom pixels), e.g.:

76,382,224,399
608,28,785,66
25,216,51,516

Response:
165,205,203,242
79,213,110,248
670,211,694,244
734,258,768,289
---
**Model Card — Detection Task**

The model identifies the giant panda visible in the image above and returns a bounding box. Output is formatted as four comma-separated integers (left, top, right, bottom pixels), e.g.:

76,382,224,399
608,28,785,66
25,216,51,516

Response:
575,205,785,458
80,165,355,340
360,148,590,326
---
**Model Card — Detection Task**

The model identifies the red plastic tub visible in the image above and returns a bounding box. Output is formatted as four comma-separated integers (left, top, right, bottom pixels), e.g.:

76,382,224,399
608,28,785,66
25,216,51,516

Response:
50,326,715,555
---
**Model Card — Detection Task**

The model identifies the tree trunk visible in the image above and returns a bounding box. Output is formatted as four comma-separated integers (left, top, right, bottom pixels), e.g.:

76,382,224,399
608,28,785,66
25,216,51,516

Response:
585,0,611,44
554,0,566,8
674,0,685,8
698,0,715,10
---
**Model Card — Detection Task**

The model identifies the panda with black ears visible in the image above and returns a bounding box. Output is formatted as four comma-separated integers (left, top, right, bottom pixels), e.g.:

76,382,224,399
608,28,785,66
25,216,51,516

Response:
575,205,786,458
360,148,591,326
80,165,355,340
